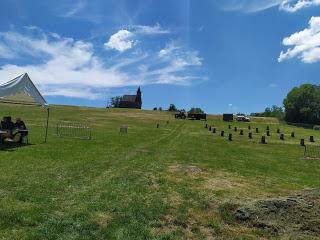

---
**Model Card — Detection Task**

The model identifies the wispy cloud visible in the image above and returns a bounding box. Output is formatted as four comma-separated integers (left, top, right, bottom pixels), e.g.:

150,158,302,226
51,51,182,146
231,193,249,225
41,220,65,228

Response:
158,42,180,58
218,0,320,13
132,23,171,35
43,87,104,100
146,42,203,85
57,0,103,24
57,0,155,26
0,31,132,99
280,0,320,12
0,28,205,99
278,16,320,63
64,0,87,17
218,0,283,13
158,42,202,67
0,43,15,59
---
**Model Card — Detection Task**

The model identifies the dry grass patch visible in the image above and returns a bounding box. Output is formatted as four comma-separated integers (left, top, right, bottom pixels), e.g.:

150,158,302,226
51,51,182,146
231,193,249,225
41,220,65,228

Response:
169,164,204,177
166,191,183,207
95,212,112,228
168,164,265,200
150,214,217,240
204,172,248,192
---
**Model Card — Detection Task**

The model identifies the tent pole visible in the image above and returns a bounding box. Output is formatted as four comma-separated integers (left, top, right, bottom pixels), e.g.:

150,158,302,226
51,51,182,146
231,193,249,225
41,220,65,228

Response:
45,107,50,143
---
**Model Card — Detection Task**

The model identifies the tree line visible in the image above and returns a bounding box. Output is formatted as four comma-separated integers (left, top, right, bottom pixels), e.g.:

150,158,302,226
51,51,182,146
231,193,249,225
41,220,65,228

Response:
108,97,205,114
153,104,204,114
251,105,284,119
252,84,320,125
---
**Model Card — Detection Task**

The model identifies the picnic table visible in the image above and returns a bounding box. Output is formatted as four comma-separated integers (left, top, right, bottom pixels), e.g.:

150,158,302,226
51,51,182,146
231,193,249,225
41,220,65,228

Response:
17,129,29,133
0,129,30,144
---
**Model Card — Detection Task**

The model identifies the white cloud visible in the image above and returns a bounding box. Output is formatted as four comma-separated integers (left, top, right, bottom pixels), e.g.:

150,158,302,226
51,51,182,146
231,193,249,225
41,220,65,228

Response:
0,43,14,59
219,0,284,13
133,24,171,35
104,29,136,52
43,87,104,100
23,25,41,31
158,42,202,68
278,16,320,63
104,24,170,53
0,29,205,99
0,31,139,99
158,42,180,58
280,0,320,12
144,43,203,85
218,0,320,13
64,0,87,17
57,0,102,24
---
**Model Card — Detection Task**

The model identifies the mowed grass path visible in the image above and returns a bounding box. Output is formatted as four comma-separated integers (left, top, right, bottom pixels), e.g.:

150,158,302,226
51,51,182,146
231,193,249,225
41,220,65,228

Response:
0,104,319,239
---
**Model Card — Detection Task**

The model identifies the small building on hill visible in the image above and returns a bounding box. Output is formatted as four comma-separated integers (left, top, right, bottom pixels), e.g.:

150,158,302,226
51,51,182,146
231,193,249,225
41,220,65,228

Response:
223,113,234,122
119,87,142,109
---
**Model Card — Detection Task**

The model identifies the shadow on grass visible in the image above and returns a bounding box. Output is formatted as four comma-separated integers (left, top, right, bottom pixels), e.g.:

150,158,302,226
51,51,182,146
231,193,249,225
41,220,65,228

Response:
0,142,34,151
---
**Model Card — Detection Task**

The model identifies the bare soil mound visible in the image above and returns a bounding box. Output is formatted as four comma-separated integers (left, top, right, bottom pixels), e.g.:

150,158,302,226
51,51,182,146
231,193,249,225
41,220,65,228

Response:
234,189,320,238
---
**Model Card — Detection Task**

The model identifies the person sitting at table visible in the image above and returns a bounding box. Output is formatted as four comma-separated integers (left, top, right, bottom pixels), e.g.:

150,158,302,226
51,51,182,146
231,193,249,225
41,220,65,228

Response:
0,116,14,139
14,118,27,131
0,119,6,142
13,118,28,143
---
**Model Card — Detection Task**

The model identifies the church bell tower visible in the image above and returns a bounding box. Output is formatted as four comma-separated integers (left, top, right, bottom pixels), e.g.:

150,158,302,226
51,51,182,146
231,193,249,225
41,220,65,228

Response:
135,87,142,109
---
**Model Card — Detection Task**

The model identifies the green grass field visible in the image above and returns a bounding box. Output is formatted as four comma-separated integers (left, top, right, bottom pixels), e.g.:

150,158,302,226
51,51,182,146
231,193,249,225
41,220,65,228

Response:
0,104,319,239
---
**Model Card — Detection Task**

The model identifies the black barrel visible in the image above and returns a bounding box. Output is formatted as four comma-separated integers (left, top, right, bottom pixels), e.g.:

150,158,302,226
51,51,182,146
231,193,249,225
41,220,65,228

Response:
260,136,266,144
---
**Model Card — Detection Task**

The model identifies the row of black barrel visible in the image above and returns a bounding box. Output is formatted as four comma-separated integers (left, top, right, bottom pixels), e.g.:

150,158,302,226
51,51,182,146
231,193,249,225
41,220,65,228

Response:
204,123,315,146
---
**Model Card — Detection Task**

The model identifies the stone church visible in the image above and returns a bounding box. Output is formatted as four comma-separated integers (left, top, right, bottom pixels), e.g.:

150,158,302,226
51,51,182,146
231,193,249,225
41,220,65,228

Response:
119,87,142,109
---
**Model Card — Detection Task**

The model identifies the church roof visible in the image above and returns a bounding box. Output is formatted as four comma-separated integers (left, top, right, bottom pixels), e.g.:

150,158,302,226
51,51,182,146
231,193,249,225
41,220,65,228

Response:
121,95,137,102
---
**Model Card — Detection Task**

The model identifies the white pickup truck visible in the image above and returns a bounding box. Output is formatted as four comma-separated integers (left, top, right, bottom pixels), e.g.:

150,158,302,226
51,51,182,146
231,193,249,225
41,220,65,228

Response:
236,115,251,122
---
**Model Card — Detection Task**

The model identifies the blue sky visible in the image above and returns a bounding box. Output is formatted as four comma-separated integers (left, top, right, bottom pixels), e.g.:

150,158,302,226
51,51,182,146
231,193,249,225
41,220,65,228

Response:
0,0,319,114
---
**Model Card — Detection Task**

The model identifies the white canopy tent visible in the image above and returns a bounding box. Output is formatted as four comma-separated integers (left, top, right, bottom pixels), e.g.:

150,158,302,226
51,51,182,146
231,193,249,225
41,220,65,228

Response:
0,73,50,142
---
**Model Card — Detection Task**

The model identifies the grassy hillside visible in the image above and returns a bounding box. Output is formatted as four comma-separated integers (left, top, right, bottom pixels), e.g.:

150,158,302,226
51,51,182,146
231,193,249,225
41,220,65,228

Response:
0,104,319,239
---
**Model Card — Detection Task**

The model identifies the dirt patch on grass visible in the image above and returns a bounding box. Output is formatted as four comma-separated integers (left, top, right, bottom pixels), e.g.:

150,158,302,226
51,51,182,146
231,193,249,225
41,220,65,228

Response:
234,189,320,239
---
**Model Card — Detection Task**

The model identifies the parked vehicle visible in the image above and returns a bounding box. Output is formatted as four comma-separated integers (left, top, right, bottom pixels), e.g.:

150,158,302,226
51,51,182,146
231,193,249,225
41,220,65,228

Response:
175,111,187,119
188,113,207,120
236,115,251,122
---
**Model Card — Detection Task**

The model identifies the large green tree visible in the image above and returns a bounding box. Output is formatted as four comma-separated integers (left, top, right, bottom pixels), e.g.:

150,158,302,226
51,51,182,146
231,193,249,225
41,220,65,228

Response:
251,105,284,119
283,84,320,124
108,96,122,108
188,107,205,114
167,104,178,112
